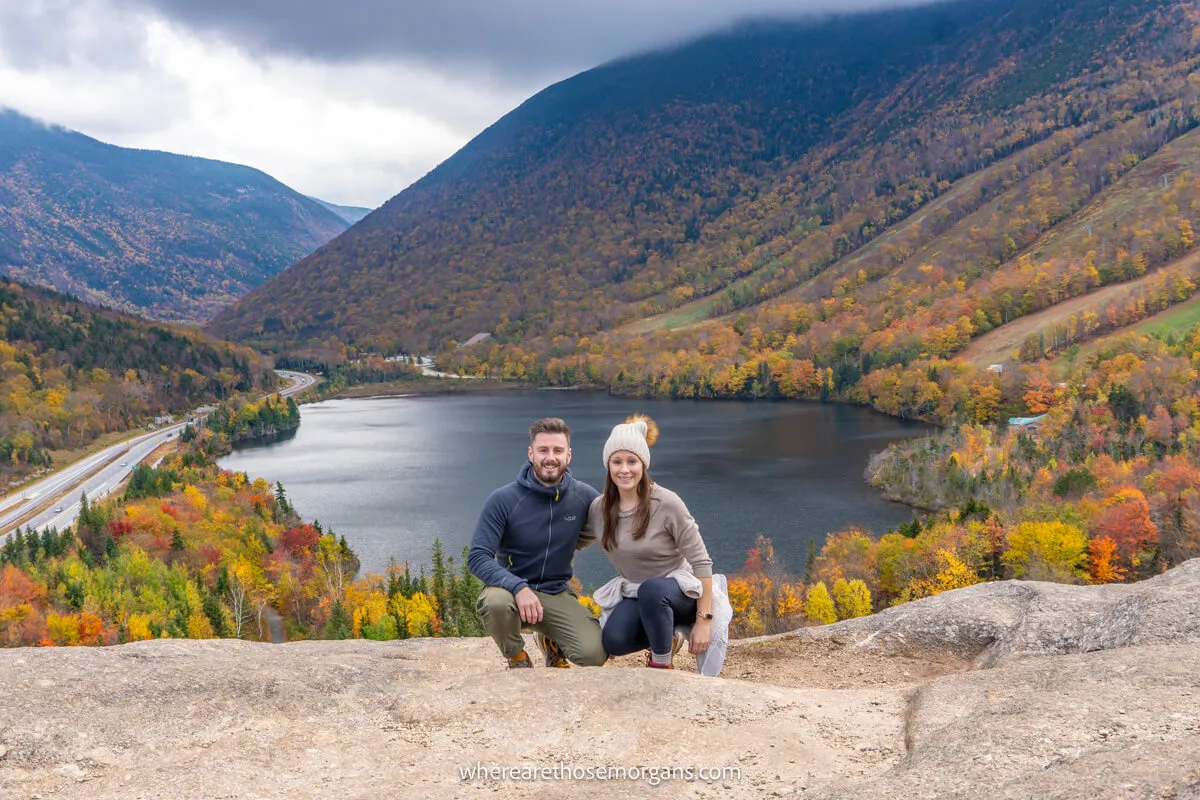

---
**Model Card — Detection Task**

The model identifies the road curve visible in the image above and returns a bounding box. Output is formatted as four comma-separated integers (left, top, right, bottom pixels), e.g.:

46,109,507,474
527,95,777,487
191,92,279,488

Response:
0,370,316,541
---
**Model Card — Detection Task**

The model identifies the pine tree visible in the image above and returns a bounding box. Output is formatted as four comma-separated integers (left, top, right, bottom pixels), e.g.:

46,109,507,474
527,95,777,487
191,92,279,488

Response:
326,600,352,639
274,482,291,515
454,546,484,636
430,539,449,624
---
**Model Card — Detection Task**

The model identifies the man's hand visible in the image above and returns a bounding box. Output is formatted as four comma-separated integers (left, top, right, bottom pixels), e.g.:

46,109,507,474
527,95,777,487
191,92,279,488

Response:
689,619,712,654
515,587,544,624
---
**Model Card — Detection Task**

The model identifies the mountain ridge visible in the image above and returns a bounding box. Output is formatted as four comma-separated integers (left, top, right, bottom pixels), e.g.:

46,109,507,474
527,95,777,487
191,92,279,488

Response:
0,109,351,324
209,0,1194,360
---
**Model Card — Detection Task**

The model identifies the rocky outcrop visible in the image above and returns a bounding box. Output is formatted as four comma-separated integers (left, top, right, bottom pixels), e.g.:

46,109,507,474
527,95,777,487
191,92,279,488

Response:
783,559,1200,667
1,562,1198,799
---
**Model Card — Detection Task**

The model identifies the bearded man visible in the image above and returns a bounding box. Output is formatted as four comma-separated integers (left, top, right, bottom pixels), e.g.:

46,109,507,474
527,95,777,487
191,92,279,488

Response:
468,417,605,668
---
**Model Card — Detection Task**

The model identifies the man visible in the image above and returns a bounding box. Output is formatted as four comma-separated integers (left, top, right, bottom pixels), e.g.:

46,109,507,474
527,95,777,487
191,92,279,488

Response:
468,417,605,668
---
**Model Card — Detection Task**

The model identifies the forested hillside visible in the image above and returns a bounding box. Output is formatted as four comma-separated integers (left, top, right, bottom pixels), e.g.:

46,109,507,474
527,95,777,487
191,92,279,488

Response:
0,110,350,323
0,278,274,486
213,0,1198,361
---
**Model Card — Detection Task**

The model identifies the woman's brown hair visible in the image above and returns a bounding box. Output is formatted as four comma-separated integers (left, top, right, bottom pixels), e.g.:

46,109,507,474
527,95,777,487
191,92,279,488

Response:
600,459,653,551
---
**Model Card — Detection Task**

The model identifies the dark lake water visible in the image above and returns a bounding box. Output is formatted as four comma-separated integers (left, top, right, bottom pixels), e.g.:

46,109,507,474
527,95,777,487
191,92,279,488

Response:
219,392,931,589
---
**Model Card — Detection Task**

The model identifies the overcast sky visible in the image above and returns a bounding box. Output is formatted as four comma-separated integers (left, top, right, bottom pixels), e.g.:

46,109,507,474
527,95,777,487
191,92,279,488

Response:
0,0,940,208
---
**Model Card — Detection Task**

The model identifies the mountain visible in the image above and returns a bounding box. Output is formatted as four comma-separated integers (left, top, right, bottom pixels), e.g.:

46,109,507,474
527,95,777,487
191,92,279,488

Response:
209,0,1199,358
0,277,274,486
0,110,351,324
308,196,373,225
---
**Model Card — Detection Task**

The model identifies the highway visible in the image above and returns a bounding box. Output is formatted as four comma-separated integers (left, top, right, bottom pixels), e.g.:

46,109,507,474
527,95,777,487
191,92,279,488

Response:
0,370,316,541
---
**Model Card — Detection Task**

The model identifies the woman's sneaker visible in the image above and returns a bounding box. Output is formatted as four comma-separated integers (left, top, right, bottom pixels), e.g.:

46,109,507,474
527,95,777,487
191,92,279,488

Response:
645,652,674,669
535,634,571,668
672,630,687,658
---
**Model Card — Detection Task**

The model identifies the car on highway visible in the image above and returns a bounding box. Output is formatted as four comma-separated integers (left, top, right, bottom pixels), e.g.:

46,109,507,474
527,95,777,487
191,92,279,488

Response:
54,505,63,513
120,460,128,466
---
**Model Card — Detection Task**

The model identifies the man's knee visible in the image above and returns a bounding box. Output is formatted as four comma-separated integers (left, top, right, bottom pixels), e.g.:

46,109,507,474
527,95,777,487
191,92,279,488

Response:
477,586,517,619
571,632,608,667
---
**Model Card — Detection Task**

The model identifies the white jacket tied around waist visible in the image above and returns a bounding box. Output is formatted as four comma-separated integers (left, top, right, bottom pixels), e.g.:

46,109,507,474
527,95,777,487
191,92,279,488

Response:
593,569,732,677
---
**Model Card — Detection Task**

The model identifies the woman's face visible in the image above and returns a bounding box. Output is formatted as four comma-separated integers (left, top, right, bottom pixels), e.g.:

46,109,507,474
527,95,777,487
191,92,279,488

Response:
608,450,644,492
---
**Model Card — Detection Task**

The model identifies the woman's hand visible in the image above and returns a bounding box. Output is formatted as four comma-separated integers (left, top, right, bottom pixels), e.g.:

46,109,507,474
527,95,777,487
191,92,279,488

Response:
688,618,712,654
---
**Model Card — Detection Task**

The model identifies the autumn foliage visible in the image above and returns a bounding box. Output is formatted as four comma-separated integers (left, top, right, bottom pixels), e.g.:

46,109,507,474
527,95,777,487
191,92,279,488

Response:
0,278,275,486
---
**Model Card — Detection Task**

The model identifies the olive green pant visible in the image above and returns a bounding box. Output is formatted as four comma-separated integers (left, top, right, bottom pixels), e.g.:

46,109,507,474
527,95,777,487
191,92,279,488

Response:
476,586,607,666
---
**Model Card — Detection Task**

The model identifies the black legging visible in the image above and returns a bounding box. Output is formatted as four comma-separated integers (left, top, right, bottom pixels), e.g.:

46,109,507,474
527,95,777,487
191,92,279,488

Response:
602,577,697,657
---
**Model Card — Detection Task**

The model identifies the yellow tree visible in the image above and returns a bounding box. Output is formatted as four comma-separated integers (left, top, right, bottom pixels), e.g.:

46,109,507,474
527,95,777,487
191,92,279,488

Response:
905,549,981,600
776,583,804,620
805,582,837,624
1002,521,1088,580
833,578,873,619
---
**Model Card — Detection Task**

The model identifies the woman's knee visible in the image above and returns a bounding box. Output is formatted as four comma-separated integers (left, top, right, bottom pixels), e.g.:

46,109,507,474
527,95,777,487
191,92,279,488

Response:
637,577,678,605
602,623,642,657
601,626,627,656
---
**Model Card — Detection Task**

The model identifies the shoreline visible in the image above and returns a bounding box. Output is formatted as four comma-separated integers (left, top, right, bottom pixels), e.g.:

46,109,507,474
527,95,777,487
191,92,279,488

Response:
311,377,941,433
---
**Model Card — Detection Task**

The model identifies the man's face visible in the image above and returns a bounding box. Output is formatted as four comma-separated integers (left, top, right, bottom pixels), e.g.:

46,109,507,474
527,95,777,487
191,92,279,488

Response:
528,432,571,485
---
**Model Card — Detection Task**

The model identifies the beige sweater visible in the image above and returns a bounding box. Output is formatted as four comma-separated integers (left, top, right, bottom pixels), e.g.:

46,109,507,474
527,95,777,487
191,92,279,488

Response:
583,484,713,582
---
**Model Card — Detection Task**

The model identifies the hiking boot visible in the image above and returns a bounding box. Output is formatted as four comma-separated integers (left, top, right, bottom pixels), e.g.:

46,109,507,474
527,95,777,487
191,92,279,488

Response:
535,634,571,668
507,650,533,669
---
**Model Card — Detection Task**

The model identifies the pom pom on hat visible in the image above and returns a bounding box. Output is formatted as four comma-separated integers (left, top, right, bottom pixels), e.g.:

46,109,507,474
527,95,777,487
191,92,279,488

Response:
603,413,658,468
625,413,658,447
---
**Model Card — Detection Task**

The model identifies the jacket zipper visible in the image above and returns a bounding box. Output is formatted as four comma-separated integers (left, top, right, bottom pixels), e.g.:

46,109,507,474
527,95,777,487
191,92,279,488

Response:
538,493,554,585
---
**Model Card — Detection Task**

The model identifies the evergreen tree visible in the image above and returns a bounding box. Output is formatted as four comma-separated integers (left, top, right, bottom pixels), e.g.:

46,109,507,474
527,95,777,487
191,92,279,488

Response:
430,539,449,623
25,526,41,562
274,482,292,515
203,594,228,637
454,546,484,636
325,600,352,639
39,528,55,558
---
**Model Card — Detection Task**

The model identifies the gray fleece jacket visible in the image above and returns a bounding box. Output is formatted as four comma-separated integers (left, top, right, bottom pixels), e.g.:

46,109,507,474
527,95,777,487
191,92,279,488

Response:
467,462,600,596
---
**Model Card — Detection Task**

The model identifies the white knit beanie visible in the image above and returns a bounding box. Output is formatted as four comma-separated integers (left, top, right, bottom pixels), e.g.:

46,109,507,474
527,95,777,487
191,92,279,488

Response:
602,413,659,469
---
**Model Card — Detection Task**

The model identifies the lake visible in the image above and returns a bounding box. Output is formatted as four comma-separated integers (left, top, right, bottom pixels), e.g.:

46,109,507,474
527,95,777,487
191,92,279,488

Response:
219,391,931,589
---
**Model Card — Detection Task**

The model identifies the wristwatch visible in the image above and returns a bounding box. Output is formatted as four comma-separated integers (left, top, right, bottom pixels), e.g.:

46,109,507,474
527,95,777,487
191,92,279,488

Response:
696,611,714,620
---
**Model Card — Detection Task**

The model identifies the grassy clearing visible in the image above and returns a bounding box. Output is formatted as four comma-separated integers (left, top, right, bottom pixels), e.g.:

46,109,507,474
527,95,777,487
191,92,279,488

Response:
617,297,716,334
1051,292,1200,371
651,302,714,330
1128,293,1200,338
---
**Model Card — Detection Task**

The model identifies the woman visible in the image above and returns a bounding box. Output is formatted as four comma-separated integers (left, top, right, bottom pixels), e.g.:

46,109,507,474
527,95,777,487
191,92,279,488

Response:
589,414,715,669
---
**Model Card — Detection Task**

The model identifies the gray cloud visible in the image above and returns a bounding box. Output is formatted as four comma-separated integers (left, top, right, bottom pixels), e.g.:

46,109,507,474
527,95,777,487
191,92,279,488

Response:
0,1,149,70
0,0,952,207
114,0,946,85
